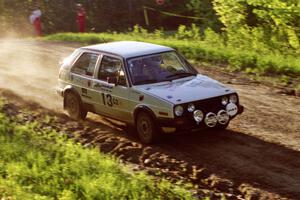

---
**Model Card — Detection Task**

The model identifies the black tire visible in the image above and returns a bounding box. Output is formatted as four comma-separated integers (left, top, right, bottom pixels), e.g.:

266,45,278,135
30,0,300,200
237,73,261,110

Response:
136,112,160,144
64,92,87,120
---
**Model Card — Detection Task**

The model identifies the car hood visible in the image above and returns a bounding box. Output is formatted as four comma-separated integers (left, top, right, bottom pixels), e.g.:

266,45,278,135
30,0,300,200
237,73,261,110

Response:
134,75,235,104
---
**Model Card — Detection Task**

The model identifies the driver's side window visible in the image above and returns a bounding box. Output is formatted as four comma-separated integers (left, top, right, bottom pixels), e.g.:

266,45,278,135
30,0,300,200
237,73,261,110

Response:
98,55,126,86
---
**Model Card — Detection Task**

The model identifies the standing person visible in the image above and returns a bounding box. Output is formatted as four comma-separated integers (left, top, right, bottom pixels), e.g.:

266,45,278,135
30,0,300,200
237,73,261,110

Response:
29,7,42,36
76,4,86,33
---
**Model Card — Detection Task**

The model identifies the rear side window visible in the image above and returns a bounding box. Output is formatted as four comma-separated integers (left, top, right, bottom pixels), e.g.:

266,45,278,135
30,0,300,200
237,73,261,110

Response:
71,53,99,76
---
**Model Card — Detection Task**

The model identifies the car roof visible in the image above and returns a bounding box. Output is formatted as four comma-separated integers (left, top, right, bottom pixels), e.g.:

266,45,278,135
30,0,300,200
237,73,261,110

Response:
81,41,174,59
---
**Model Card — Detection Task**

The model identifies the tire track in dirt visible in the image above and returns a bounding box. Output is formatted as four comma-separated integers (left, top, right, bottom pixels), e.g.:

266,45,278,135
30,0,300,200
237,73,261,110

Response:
0,40,299,199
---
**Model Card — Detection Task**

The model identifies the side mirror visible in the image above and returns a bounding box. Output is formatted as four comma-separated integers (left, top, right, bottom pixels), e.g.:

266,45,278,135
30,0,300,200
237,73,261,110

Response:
107,76,118,85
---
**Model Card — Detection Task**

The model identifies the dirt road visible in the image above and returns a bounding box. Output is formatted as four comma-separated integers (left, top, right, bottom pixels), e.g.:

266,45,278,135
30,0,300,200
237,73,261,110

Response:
0,40,299,199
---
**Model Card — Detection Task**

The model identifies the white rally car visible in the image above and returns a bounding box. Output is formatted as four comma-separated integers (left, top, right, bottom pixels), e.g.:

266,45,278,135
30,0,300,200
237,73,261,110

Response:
57,41,244,144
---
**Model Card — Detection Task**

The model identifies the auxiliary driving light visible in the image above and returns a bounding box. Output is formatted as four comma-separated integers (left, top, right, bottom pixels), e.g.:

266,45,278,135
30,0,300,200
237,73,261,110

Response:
226,103,238,116
205,112,218,127
193,110,204,123
217,110,230,125
187,103,195,112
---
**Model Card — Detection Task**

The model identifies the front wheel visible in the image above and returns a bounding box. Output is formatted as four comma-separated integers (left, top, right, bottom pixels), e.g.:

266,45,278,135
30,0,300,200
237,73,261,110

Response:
136,112,160,144
64,92,87,120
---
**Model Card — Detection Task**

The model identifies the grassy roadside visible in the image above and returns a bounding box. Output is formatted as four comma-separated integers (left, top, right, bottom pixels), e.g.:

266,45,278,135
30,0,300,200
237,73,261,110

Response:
0,103,197,200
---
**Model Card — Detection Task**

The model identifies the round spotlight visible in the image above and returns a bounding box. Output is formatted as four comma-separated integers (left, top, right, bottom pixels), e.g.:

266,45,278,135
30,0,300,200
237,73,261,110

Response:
229,94,238,104
193,110,204,123
226,103,238,117
187,104,195,112
217,110,230,125
174,105,184,116
221,96,229,105
205,112,218,127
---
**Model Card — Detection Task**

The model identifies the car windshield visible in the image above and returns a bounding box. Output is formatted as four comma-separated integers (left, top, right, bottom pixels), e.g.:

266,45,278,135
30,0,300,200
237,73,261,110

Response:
128,51,197,85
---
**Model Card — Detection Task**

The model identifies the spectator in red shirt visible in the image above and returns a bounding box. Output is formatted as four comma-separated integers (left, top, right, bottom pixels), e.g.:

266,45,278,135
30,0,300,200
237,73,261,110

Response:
76,4,86,33
29,6,42,36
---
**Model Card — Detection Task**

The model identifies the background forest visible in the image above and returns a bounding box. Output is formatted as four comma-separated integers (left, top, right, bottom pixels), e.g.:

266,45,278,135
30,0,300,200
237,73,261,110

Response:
1,0,300,53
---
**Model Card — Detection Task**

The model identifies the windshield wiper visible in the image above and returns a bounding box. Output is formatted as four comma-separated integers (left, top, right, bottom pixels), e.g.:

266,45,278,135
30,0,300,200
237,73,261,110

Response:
134,79,158,85
165,72,196,79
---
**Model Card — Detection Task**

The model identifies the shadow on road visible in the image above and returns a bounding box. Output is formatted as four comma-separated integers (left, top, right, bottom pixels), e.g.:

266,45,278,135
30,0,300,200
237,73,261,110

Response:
80,113,300,199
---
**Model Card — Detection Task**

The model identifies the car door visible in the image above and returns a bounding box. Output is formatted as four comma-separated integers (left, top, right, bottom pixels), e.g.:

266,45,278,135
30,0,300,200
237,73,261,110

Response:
92,54,133,123
69,51,100,105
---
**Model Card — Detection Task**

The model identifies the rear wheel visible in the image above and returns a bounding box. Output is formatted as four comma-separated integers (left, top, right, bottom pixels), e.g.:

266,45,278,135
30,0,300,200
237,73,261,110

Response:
136,112,160,144
64,92,87,120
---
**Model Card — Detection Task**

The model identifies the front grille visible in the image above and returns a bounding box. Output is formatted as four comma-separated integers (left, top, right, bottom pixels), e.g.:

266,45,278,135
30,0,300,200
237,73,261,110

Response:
183,96,223,115
194,96,223,114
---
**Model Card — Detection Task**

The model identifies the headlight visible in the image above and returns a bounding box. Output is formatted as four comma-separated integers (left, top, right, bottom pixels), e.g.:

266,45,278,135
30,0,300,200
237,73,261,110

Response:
187,104,195,112
229,94,238,103
193,110,204,122
174,105,184,116
221,96,228,105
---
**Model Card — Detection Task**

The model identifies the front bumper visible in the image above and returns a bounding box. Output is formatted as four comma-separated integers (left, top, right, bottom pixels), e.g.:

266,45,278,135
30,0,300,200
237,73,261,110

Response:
157,104,244,131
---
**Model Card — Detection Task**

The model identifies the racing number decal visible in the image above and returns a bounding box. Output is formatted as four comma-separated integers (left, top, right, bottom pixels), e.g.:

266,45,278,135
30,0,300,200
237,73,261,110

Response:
101,93,119,107
102,93,113,107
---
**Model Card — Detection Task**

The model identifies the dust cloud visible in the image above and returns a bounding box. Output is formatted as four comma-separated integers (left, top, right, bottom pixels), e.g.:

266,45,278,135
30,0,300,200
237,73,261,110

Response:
0,39,79,111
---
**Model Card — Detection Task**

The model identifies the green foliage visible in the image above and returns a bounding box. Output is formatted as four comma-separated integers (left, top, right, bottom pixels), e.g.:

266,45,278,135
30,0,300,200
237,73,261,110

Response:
286,28,299,49
154,28,165,38
212,0,300,51
175,24,200,40
0,112,195,200
131,24,149,37
186,0,222,31
203,28,224,48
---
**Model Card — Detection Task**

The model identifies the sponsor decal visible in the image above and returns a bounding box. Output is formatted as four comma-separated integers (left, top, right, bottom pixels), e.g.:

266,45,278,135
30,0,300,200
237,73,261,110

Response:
94,83,113,92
